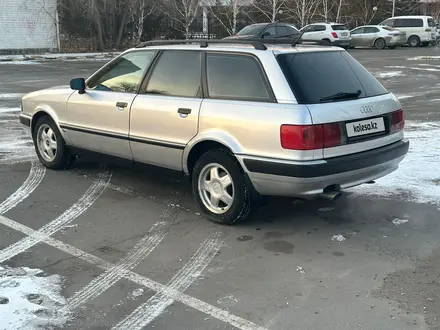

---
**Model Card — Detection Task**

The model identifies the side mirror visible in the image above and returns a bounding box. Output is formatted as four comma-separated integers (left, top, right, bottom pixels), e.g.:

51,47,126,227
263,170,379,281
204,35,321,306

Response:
70,78,86,94
262,31,271,38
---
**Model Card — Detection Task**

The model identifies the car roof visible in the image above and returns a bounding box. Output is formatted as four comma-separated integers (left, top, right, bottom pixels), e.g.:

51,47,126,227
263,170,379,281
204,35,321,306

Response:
391,15,433,19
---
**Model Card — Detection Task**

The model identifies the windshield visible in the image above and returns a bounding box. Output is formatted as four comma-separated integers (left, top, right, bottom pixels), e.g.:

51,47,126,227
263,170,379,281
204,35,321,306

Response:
237,24,266,36
276,51,388,104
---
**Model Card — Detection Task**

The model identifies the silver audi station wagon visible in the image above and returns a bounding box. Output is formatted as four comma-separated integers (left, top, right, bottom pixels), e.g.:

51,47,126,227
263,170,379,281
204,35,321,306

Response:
19,39,409,224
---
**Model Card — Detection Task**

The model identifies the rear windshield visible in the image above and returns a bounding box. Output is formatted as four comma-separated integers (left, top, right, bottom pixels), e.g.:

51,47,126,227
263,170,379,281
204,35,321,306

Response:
276,51,388,104
331,25,348,31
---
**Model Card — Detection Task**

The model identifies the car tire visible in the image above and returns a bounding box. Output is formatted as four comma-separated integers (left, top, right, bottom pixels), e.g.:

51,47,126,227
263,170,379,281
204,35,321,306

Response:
322,39,332,45
32,116,75,170
408,35,420,47
374,38,386,49
192,149,251,225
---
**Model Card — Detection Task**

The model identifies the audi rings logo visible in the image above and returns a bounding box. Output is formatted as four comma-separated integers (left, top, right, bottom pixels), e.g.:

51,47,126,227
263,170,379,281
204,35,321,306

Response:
360,105,373,114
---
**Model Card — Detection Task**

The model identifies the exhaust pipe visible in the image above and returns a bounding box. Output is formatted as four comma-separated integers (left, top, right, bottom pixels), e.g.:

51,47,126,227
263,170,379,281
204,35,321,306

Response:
320,190,342,201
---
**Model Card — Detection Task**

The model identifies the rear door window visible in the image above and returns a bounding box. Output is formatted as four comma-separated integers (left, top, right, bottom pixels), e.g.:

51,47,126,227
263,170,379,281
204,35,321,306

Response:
276,51,388,104
206,53,273,102
331,25,348,31
428,18,436,27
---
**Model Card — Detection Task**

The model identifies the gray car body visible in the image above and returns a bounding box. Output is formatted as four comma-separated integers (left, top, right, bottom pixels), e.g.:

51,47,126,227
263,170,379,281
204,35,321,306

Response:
19,44,408,197
350,25,407,48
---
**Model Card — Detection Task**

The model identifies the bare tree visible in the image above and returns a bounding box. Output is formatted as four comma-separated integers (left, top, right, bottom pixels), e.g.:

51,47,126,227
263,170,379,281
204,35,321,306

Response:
285,0,320,28
208,0,249,35
128,0,157,43
164,0,201,37
352,0,380,25
335,0,344,22
252,0,287,23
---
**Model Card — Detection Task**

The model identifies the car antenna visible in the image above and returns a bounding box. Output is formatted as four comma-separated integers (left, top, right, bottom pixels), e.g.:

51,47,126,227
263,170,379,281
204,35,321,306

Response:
291,29,305,46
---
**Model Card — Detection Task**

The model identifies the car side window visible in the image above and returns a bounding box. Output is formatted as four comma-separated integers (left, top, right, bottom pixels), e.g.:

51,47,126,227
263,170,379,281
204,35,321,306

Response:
87,51,156,93
206,53,272,102
276,25,289,36
314,25,326,32
364,27,379,33
382,19,395,27
146,51,201,98
263,26,276,37
351,28,364,34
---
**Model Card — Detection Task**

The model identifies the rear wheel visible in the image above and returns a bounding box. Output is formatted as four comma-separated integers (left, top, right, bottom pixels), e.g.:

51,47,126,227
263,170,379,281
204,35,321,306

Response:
192,149,251,225
374,38,386,49
408,35,420,47
33,116,75,170
322,39,332,45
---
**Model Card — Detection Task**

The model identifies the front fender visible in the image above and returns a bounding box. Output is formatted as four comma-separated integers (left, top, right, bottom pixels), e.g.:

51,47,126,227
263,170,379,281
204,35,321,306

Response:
182,129,245,174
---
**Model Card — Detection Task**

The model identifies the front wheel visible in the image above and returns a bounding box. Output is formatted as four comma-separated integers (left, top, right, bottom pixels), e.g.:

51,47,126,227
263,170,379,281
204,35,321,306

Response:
33,116,75,170
408,36,420,47
192,150,251,225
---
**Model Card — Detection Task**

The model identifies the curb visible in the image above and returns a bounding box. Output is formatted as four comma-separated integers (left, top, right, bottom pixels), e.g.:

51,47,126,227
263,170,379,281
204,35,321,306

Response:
0,53,119,62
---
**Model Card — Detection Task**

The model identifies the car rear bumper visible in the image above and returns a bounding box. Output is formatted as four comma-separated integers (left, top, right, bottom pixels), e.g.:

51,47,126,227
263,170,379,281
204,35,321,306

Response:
240,139,409,197
332,39,351,47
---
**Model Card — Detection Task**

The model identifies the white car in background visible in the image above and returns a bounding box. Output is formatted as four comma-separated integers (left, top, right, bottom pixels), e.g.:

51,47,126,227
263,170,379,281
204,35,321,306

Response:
350,25,407,49
379,15,436,47
300,22,351,49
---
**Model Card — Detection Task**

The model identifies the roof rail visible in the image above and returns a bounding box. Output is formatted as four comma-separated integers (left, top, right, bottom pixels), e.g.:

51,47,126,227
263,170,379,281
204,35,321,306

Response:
136,39,268,50
135,37,335,50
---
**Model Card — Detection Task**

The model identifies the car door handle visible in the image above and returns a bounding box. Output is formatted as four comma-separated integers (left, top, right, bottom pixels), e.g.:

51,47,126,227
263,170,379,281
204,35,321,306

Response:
177,108,191,115
116,102,128,110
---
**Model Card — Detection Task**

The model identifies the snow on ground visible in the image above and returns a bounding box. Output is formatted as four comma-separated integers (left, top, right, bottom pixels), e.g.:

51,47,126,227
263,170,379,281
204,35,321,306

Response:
0,94,24,100
351,121,440,208
0,108,36,164
407,56,440,61
331,235,346,242
377,71,404,78
0,265,70,330
0,61,42,65
412,67,440,72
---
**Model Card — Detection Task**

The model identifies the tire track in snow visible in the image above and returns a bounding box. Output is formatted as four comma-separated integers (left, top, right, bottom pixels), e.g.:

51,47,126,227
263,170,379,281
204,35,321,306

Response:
0,170,111,263
112,233,222,330
0,214,267,330
65,192,181,310
0,161,45,215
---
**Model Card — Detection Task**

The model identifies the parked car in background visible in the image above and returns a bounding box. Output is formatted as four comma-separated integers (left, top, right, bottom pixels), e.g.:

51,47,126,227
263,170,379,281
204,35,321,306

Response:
299,22,351,49
224,23,300,41
379,15,436,46
349,25,406,49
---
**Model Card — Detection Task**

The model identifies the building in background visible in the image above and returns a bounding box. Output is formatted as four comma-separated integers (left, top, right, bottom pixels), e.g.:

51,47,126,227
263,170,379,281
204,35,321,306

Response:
0,0,59,54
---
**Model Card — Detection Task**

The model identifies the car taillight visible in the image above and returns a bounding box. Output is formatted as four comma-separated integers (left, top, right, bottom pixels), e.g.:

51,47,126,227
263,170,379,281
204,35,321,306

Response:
323,123,342,148
391,109,405,133
280,124,342,150
331,32,338,38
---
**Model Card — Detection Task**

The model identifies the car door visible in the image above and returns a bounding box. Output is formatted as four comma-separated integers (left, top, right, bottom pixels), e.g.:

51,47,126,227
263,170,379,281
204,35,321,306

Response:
129,50,202,171
363,27,380,46
350,27,365,46
65,50,157,159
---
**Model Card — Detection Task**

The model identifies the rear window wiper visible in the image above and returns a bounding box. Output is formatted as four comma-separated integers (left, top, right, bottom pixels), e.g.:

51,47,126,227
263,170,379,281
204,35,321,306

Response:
319,90,362,102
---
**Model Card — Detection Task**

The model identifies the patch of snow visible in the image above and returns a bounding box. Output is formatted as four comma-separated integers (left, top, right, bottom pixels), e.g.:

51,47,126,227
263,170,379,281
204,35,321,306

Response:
0,61,42,65
394,94,414,100
131,288,144,298
392,218,409,225
0,94,24,99
412,67,440,72
407,56,440,61
351,121,440,208
0,266,70,330
378,71,403,78
296,266,305,274
331,235,346,242
386,65,406,69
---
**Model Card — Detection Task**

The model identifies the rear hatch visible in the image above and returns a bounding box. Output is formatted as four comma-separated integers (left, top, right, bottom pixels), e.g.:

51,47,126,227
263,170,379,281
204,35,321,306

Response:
331,24,350,40
276,50,404,159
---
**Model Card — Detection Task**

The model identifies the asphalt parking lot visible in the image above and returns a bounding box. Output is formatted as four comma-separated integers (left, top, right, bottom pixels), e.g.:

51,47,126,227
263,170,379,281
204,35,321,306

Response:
1,46,440,330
